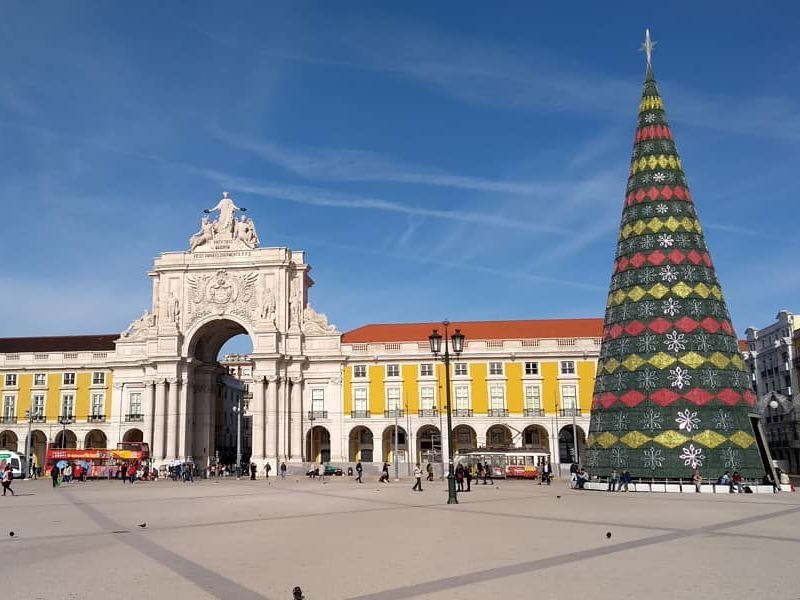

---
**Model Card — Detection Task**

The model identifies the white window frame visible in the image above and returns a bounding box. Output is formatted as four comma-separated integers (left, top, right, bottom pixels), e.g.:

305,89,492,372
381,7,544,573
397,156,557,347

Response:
62,372,76,386
489,383,505,410
61,393,75,418
454,384,470,411
4,374,17,387
353,365,367,378
454,362,468,376
92,371,106,385
311,388,325,413
524,361,539,375
128,392,142,416
33,373,46,387
560,361,576,375
488,362,504,376
386,364,400,378
386,386,401,412
353,387,368,413
31,394,45,418
2,394,15,418
524,384,542,410
561,384,578,410
419,363,434,377
91,392,105,416
419,385,436,410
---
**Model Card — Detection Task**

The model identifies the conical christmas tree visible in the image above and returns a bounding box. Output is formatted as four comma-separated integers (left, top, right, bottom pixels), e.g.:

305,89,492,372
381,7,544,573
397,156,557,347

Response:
586,33,764,479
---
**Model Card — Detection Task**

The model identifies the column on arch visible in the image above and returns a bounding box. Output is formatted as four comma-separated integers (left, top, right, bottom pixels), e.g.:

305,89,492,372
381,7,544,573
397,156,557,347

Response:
277,377,288,461
265,376,278,463
152,380,167,460
250,376,266,462
177,373,194,462
143,380,155,452
289,377,303,460
165,378,179,460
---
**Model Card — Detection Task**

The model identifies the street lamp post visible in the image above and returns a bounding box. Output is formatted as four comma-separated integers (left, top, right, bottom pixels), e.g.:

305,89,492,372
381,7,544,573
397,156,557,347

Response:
233,393,242,479
24,410,33,480
307,411,316,465
58,415,73,449
429,321,465,505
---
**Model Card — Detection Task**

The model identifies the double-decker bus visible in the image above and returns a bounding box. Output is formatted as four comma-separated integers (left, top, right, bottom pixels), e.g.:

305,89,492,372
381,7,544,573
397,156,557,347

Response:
45,442,150,478
455,449,550,479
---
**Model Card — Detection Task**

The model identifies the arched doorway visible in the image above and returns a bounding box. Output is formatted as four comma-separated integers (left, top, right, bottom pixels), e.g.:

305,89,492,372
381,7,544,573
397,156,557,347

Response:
522,425,548,451
0,430,18,452
348,426,374,462
85,429,107,449
486,424,513,449
54,429,77,449
559,425,586,465
416,425,441,465
123,428,144,443
382,425,408,464
453,425,477,453
306,426,331,464
29,430,47,471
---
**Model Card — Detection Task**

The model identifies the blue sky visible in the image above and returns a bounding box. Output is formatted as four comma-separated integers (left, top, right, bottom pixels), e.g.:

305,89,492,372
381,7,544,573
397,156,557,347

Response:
2,3,799,356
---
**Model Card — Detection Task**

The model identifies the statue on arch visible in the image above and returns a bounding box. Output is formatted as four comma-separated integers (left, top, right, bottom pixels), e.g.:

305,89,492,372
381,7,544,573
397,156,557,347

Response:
260,287,276,325
121,309,155,338
234,215,260,249
189,215,214,251
204,191,242,237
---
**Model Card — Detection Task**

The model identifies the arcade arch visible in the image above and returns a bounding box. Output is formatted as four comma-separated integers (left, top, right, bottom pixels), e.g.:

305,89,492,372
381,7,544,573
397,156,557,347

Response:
29,430,47,469
0,430,18,451
349,426,374,462
452,425,477,453
381,425,408,464
123,428,144,443
486,424,513,449
558,425,586,464
522,425,548,451
54,429,77,449
85,429,108,449
306,426,330,464
416,425,441,465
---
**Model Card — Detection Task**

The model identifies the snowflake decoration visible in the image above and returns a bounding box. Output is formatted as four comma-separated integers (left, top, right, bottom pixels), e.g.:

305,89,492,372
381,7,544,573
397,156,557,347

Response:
637,368,657,389
700,368,720,388
713,409,733,432
672,203,682,215
612,372,626,391
664,330,687,353
660,265,679,282
660,141,672,152
656,204,668,214
639,268,658,285
611,447,627,467
722,337,737,353
641,408,662,432
617,337,630,354
653,172,666,183
612,413,629,431
662,298,681,317
675,409,701,432
679,444,705,469
644,113,656,123
665,171,676,182
721,447,741,470
638,332,658,353
585,449,601,468
621,271,635,288
594,376,606,393
711,301,724,317
669,366,691,390
643,447,665,471
618,302,633,321
642,141,654,151
641,204,654,217
639,235,656,250
590,413,605,433
682,265,697,280
657,233,674,248
688,299,704,318
676,234,691,246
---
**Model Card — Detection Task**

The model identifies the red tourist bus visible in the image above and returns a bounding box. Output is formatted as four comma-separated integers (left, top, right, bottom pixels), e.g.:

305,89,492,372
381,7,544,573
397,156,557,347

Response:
45,442,150,478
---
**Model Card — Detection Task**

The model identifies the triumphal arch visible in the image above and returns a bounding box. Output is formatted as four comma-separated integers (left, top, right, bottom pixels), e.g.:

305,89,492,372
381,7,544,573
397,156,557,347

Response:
114,192,342,469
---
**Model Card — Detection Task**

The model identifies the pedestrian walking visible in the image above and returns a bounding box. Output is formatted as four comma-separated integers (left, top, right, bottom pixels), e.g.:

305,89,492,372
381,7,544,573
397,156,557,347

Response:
250,462,257,480
264,462,271,479
693,469,702,493
412,463,423,491
280,462,287,480
455,464,464,491
540,460,552,485
379,462,389,483
355,461,363,483
128,463,137,484
63,463,73,484
426,463,434,481
608,468,619,492
50,464,60,488
465,464,473,492
483,462,494,485
2,465,14,496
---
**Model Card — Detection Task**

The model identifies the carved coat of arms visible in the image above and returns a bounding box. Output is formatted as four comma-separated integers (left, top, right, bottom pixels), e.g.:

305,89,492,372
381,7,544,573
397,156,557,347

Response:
186,269,258,324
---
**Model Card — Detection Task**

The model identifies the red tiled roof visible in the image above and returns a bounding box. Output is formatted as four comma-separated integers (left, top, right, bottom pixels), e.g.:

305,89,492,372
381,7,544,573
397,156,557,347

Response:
342,319,604,343
0,334,118,353
738,339,749,352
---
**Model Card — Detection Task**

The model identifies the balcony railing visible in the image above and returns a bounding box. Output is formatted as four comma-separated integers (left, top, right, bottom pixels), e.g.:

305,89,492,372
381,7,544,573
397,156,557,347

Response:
0,415,17,424
453,409,473,417
488,408,509,417
524,408,545,417
125,413,144,422
384,409,404,418
560,408,582,417
308,410,328,420
351,410,371,419
29,414,45,423
88,414,106,423
58,415,75,424
418,408,438,417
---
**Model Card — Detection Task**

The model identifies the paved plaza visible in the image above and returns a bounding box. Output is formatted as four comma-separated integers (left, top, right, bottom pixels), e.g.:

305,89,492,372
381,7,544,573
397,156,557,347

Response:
2,474,799,599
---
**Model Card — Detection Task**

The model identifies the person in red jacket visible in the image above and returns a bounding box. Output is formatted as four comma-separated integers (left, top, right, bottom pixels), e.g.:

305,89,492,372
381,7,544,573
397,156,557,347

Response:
127,463,137,484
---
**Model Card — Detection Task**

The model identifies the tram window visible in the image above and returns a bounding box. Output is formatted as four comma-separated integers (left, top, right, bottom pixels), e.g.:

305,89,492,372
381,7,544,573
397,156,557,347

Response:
526,456,535,466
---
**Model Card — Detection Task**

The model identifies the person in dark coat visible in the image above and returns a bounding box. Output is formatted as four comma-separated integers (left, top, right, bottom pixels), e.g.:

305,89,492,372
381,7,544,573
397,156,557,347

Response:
455,464,465,491
50,464,61,488
250,462,257,480
355,461,363,483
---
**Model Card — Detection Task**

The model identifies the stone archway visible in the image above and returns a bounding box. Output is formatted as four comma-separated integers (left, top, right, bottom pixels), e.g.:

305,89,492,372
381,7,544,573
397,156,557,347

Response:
85,429,108,449
522,425,549,451
559,425,586,465
0,430,18,451
486,424,513,449
453,425,477,453
349,426,374,462
306,426,331,464
382,425,408,464
123,428,144,443
416,425,441,465
29,430,47,470
54,429,77,449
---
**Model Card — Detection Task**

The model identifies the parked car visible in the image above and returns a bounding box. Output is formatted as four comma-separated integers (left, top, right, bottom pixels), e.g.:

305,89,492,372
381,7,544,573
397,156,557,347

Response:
323,464,343,476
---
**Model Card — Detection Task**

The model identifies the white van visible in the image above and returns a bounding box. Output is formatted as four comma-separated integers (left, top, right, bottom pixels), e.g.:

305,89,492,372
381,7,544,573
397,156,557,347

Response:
0,450,24,480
